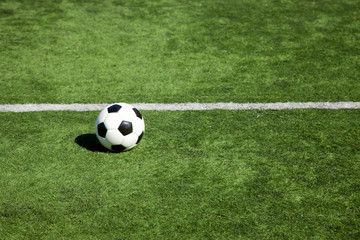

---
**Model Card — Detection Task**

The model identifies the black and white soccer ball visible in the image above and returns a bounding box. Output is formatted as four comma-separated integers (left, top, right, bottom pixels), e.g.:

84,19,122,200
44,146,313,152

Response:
95,103,145,152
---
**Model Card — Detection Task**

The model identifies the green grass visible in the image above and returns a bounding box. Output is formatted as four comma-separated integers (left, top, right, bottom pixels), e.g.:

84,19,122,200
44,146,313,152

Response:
1,0,360,104
1,0,360,239
1,110,359,239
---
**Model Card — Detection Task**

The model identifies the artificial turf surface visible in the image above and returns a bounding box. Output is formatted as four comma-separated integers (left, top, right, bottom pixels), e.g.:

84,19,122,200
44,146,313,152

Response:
1,0,360,239
1,110,360,239
1,0,360,104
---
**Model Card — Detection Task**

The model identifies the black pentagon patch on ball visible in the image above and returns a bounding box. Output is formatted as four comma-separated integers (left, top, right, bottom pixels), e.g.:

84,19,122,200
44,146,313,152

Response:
97,122,107,138
118,121,133,136
112,145,126,152
133,108,142,119
136,132,144,144
108,104,122,113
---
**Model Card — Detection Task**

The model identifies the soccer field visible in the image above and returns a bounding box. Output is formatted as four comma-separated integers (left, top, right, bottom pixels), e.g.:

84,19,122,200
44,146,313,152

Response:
1,0,360,239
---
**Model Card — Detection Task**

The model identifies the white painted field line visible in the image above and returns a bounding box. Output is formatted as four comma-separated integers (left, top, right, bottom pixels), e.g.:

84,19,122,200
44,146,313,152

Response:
135,102,360,111
0,104,108,112
0,102,359,112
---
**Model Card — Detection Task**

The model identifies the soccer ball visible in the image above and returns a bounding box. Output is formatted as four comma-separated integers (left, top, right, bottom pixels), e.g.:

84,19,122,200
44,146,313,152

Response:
95,103,145,152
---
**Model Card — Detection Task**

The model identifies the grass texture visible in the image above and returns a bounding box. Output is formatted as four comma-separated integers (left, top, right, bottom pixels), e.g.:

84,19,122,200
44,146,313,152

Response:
1,110,359,239
1,0,360,104
1,0,360,239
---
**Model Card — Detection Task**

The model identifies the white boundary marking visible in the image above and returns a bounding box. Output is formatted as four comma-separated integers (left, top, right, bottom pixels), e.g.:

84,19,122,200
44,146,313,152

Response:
0,102,359,112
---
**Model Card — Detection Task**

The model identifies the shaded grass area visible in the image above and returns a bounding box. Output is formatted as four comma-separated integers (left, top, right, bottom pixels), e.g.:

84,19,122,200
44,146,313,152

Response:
0,110,359,239
1,0,360,104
